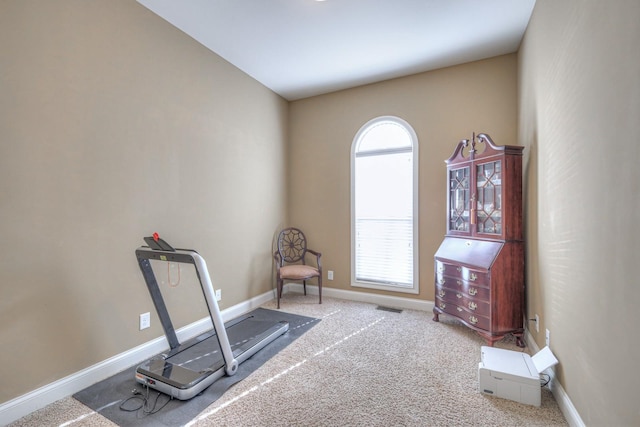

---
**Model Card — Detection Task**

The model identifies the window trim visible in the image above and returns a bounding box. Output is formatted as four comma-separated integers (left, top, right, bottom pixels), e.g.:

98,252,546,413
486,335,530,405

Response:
350,115,419,294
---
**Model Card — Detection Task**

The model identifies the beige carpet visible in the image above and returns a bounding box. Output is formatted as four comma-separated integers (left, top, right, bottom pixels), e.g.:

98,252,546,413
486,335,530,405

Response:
10,295,567,426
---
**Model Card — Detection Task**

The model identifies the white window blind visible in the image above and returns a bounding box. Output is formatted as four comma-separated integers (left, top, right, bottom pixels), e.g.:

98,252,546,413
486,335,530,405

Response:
355,218,413,286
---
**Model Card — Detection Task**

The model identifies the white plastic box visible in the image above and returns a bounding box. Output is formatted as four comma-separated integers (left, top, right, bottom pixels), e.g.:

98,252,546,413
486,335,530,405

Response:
478,346,558,406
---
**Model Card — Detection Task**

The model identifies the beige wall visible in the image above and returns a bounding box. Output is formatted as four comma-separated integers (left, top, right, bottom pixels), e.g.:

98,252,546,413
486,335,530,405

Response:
288,54,518,301
0,0,288,402
519,0,639,424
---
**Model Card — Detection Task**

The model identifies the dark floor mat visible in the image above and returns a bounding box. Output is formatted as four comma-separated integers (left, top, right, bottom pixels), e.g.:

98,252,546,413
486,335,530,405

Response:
73,308,319,426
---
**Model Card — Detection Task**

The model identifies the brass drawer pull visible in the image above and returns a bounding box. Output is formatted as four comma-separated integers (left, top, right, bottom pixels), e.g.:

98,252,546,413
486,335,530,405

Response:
456,293,462,299
438,265,444,272
438,290,446,298
470,273,478,282
456,280,462,286
438,278,446,285
456,267,462,273
439,302,446,309
468,301,477,311
469,287,478,296
469,316,478,325
457,307,463,312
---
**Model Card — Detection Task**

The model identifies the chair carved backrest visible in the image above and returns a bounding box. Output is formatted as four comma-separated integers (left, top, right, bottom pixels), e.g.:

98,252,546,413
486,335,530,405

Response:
277,227,308,265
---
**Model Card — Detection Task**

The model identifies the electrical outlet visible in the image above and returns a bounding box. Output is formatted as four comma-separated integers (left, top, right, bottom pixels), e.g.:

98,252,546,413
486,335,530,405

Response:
545,328,550,347
139,312,151,330
215,289,221,301
535,314,540,333
328,270,334,280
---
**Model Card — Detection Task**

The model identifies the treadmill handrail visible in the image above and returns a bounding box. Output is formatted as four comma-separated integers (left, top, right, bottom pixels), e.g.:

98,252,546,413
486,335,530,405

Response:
136,247,239,376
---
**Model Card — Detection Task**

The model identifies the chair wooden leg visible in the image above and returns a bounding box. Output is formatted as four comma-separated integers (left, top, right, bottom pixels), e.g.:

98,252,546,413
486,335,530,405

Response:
303,280,307,295
277,278,282,309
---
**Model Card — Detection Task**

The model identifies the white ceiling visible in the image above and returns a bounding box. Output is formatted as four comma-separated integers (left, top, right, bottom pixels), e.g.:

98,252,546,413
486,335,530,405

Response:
137,0,536,101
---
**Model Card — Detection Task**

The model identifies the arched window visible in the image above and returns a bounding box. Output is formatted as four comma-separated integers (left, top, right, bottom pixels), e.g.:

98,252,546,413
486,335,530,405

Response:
351,116,419,293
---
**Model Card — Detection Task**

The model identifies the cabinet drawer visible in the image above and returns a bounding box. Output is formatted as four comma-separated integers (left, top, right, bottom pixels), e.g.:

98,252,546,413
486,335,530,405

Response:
435,261,490,286
466,284,490,301
435,287,460,304
435,297,490,331
435,262,460,278
434,297,457,315
436,286,490,306
459,294,490,316
457,267,489,286
436,290,490,316
436,275,484,289
461,311,490,330
435,280,490,302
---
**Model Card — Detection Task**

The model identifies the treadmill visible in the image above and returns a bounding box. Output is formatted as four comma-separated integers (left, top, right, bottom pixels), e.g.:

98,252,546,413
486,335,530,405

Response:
134,235,289,400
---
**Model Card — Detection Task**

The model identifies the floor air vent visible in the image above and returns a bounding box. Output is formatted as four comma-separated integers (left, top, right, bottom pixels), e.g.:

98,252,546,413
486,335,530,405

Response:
376,306,403,314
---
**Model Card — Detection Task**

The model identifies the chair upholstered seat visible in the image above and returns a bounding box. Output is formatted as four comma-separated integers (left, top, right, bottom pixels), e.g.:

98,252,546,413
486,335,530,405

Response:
279,264,319,280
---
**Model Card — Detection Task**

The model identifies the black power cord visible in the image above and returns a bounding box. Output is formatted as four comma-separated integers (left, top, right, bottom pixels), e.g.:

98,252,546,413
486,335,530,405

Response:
540,372,551,387
119,384,172,417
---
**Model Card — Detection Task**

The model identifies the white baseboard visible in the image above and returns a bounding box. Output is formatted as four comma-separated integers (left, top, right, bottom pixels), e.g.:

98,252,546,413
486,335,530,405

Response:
524,329,584,427
0,290,277,426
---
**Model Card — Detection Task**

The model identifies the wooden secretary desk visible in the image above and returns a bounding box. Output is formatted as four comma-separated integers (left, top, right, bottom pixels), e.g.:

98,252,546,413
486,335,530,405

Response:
433,133,525,347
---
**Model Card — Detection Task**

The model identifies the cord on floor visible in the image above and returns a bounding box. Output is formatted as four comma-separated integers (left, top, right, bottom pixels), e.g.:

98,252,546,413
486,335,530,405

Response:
119,384,172,417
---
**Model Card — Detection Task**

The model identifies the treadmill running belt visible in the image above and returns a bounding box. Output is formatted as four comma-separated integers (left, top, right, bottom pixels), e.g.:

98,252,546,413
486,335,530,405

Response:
148,317,280,373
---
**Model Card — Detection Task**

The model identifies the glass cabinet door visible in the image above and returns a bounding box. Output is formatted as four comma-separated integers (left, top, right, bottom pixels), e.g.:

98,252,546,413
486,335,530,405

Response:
448,166,470,232
475,160,502,235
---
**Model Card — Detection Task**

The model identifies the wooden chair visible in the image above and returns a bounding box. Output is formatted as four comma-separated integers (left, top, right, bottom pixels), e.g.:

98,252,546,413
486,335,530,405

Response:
273,227,322,309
